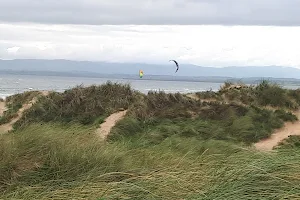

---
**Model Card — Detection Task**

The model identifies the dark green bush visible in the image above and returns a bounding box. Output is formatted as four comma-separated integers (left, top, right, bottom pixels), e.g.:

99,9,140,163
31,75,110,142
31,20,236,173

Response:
274,109,298,122
110,104,289,145
130,91,202,120
276,135,300,149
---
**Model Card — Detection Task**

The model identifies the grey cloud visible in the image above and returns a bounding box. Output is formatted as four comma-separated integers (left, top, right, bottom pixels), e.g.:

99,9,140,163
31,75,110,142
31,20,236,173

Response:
1,0,300,25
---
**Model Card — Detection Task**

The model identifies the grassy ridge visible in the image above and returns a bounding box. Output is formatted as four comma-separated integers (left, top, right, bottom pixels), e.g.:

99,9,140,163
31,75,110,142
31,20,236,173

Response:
110,107,296,145
196,80,300,109
14,82,138,128
111,89,297,145
4,81,299,145
0,91,40,125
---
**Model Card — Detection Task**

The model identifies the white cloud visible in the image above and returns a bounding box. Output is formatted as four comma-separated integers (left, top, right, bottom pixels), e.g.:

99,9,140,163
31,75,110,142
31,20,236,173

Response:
1,23,300,68
7,46,20,54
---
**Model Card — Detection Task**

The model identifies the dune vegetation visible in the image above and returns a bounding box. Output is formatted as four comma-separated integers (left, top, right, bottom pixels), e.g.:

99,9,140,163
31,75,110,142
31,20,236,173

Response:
1,80,300,199
196,80,300,110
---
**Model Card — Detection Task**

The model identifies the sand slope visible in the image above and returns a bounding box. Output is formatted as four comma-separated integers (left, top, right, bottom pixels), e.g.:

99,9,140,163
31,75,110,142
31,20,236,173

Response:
0,91,50,134
96,110,127,140
0,89,127,137
0,98,37,133
186,93,300,151
0,102,7,116
1,89,299,149
254,111,300,151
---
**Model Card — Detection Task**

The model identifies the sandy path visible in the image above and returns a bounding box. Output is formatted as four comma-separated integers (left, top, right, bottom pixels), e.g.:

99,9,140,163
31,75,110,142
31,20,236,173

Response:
186,93,300,151
0,101,7,116
254,111,300,151
0,98,37,133
186,94,200,100
0,91,50,134
96,110,127,140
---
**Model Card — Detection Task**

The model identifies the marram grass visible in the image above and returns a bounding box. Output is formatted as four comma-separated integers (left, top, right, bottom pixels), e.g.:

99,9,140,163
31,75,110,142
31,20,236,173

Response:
1,81,300,199
1,124,300,199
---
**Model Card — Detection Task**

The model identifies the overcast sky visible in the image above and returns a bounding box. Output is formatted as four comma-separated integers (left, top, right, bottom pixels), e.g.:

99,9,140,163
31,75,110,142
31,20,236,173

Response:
1,0,300,67
2,0,300,25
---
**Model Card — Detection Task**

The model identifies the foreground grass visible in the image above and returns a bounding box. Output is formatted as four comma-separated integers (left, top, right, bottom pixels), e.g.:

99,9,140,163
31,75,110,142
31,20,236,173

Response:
1,124,300,199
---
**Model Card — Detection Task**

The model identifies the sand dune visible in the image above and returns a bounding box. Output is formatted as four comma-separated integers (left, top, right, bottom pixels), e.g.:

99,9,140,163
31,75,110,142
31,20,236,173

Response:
96,110,128,140
254,111,300,151
0,91,49,134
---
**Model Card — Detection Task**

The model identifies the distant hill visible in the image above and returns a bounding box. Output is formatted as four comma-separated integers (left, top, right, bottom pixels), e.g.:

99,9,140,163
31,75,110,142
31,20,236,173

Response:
1,59,300,81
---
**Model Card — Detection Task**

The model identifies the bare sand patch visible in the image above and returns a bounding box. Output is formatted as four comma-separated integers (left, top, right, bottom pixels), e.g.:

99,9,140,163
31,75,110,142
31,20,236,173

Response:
96,110,128,140
254,111,300,151
0,91,50,134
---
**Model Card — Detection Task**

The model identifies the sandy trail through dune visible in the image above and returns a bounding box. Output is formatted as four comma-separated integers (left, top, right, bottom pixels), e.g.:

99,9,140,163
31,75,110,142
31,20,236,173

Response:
0,98,37,133
187,93,300,151
254,111,300,151
96,110,127,140
0,91,50,134
0,102,7,116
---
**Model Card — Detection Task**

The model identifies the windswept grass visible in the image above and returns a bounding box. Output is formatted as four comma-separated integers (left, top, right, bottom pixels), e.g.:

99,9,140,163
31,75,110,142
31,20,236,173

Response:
193,80,300,111
195,90,222,101
220,80,300,109
0,91,41,125
129,91,202,120
14,82,139,128
1,81,300,199
8,81,298,132
255,80,294,108
110,105,296,145
6,82,296,146
1,124,300,199
276,135,300,149
5,91,41,106
110,88,297,145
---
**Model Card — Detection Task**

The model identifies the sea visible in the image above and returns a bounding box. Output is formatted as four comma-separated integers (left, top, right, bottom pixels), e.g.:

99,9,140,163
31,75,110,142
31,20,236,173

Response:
1,74,300,99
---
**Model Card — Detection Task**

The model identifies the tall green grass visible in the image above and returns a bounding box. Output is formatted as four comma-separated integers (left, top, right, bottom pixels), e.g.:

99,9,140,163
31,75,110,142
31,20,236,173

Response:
112,102,297,145
1,82,300,199
1,124,300,199
197,80,300,110
0,91,41,125
10,81,299,132
276,135,300,149
128,91,202,120
14,82,139,128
